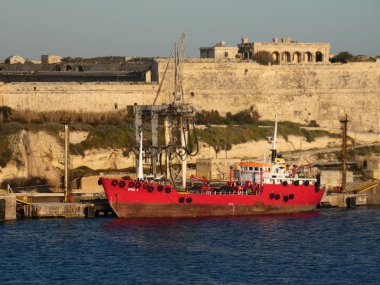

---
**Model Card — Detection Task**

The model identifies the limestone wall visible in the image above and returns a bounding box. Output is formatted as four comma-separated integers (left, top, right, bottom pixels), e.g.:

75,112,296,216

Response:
0,59,379,133
159,59,380,133
0,82,157,112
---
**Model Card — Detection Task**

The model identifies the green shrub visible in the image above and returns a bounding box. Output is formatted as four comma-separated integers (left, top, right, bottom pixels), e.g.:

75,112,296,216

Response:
332,51,354,63
195,106,260,125
252,51,275,65
0,106,13,122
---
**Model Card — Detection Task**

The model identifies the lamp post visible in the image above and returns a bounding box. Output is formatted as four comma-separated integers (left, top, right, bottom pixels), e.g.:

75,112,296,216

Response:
63,123,70,202
339,115,349,193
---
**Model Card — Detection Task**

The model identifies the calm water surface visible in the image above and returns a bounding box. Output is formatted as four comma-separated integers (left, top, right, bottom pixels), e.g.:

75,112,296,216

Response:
1,207,379,284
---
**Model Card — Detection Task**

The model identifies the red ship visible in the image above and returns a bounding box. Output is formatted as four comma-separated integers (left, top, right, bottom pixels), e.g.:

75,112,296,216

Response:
99,118,325,218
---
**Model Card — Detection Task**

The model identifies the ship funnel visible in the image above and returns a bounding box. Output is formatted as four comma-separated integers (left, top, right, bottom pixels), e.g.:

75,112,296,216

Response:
137,130,144,180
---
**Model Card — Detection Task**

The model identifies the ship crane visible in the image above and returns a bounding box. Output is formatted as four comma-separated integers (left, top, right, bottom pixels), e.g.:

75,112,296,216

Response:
133,33,198,189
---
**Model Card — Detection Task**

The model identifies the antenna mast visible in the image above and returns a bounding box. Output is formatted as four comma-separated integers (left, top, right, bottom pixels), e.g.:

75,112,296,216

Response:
270,115,278,163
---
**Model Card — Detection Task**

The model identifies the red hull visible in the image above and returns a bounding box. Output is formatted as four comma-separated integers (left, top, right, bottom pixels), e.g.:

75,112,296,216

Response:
99,177,325,218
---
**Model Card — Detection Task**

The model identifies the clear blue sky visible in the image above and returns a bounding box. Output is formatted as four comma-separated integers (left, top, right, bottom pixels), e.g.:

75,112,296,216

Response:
1,0,379,60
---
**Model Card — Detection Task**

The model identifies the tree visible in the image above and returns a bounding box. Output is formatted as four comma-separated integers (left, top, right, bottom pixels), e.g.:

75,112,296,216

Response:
252,51,275,65
332,51,354,63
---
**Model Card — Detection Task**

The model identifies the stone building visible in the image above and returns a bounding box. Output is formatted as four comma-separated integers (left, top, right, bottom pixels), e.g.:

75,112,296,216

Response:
196,158,240,180
238,36,330,64
356,155,380,179
200,36,330,64
200,41,239,60
41,55,61,64
320,170,354,190
5,55,25,64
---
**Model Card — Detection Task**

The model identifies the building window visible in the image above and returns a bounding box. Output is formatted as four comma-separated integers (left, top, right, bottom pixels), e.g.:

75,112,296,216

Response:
305,52,312,62
224,52,229,59
293,52,301,63
272,52,280,63
316,51,323,62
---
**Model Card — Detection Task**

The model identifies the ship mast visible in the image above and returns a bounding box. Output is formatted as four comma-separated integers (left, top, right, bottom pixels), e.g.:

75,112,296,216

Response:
137,130,144,180
270,115,278,163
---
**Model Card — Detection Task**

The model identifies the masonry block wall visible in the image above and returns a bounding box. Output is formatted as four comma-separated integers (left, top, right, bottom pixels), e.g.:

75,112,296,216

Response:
0,59,379,133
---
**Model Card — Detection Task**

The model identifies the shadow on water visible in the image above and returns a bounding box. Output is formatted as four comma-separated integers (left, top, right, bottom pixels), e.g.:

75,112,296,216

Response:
104,211,321,228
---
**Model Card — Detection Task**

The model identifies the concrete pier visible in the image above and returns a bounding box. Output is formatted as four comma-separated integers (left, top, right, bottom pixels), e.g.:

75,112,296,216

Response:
321,193,367,208
0,193,17,221
28,202,95,218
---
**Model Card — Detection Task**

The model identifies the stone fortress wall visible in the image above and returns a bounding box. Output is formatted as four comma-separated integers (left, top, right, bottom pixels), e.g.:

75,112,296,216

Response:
0,58,379,133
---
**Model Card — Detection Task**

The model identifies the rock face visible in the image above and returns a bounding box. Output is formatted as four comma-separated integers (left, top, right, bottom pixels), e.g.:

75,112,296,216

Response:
0,130,343,186
3,130,63,186
1,131,135,187
0,59,379,133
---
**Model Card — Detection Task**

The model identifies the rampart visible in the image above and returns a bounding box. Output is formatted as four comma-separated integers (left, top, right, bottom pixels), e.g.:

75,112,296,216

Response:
0,58,379,132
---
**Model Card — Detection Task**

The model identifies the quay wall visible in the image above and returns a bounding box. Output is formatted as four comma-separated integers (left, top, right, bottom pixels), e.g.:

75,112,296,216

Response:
0,59,379,132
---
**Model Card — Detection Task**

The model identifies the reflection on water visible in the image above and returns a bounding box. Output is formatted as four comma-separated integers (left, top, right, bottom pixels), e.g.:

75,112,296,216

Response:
0,207,379,284
105,211,321,227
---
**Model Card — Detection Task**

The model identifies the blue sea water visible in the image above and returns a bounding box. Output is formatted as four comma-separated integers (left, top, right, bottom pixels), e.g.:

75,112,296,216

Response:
0,207,380,285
